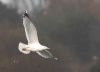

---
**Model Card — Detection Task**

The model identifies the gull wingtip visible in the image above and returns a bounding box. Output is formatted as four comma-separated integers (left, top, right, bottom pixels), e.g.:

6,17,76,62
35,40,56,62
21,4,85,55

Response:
23,10,29,18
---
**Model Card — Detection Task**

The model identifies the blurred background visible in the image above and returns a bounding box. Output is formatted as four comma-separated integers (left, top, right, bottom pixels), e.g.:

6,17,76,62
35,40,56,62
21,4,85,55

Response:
0,0,100,72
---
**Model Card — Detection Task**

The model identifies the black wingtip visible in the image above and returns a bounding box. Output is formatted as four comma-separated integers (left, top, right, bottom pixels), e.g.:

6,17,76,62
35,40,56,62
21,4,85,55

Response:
23,10,29,18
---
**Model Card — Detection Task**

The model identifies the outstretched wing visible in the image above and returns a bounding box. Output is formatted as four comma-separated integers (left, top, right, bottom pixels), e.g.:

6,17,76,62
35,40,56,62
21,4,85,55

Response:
36,50,57,60
23,12,39,43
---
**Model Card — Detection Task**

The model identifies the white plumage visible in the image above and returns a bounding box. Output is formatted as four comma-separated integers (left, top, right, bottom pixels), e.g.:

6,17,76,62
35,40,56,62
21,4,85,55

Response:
18,11,57,60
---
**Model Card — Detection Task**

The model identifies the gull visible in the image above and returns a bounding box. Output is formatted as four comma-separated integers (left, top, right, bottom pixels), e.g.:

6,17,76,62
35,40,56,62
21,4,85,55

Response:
18,11,57,60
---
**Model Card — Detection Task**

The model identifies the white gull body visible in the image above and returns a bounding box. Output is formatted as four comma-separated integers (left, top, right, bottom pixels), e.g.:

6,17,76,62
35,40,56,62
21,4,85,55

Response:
18,11,57,59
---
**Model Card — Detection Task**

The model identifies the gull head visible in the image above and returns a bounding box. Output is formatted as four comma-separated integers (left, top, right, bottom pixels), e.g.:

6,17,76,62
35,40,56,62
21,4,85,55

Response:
18,42,31,54
19,47,31,54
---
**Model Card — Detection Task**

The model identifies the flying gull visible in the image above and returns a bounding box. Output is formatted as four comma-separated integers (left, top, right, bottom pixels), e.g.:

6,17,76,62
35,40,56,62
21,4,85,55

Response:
18,11,57,60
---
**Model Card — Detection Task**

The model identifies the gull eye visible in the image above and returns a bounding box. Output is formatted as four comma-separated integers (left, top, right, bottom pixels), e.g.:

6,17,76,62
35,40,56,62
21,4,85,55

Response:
22,48,27,51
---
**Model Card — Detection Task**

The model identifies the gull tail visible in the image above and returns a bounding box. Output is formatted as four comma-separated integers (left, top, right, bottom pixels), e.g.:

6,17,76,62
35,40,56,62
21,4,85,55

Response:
18,42,30,54
36,50,58,60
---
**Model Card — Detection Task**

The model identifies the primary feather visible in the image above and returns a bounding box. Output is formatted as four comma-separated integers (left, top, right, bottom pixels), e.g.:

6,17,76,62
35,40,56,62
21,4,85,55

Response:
36,50,54,58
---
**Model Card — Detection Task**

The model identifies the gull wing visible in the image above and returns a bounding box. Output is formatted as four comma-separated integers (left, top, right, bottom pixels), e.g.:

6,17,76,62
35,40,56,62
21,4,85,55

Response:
23,13,39,43
36,50,57,60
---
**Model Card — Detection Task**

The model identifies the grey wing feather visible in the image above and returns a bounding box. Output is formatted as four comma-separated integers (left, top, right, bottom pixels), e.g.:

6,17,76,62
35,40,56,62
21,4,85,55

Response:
23,16,39,43
36,50,54,59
